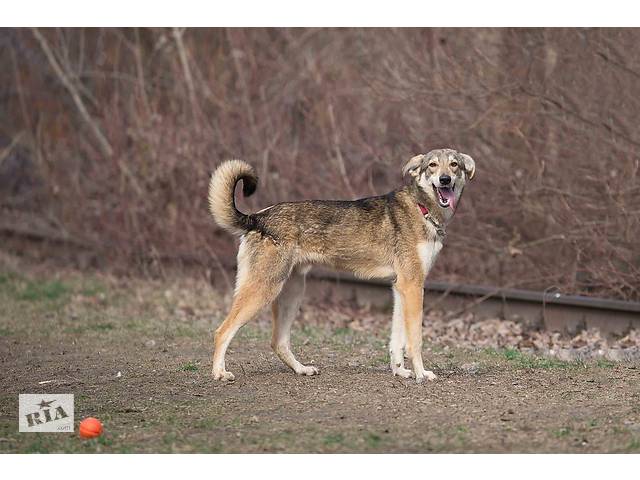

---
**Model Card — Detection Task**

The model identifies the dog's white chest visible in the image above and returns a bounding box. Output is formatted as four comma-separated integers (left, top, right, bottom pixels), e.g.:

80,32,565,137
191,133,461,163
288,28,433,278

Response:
417,239,442,276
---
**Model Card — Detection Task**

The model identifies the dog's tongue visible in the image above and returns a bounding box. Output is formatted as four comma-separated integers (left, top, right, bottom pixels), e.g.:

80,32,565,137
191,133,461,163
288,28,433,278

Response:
441,187,456,210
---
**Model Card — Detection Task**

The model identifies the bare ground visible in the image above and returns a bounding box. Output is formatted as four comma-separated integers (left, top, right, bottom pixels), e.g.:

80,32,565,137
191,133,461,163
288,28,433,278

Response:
1,268,639,453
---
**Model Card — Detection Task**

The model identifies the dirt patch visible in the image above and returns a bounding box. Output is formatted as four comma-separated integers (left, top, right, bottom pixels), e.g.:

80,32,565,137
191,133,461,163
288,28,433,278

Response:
1,269,639,453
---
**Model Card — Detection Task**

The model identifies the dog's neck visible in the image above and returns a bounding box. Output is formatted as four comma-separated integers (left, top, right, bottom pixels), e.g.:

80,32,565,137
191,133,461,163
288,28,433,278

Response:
404,183,451,228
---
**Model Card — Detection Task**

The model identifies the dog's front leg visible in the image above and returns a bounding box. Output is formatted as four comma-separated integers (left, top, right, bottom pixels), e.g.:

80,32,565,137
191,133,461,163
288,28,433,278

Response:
398,278,437,384
390,286,412,378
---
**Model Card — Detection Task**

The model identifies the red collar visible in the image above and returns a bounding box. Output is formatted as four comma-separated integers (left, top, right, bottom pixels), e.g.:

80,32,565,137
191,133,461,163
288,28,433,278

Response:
418,203,446,237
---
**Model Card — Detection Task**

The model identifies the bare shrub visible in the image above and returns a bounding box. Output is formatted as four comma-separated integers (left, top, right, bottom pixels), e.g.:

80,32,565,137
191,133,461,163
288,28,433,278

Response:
0,28,638,300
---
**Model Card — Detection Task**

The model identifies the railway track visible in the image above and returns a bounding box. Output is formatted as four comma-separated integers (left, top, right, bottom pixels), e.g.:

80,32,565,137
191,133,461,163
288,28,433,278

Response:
306,269,640,334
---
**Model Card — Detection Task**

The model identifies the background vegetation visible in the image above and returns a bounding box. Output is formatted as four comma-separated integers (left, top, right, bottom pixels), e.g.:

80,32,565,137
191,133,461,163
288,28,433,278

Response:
1,28,638,299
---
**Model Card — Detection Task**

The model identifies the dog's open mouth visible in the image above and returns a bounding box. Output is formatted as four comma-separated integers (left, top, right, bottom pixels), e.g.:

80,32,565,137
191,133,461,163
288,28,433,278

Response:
433,185,456,209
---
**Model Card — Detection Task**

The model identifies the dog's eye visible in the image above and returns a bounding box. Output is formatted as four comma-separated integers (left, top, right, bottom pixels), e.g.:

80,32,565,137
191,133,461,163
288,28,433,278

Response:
450,161,458,168
428,162,437,168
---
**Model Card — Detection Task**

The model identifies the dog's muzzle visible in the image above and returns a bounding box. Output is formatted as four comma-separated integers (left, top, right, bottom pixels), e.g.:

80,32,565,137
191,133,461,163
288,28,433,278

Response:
433,183,456,209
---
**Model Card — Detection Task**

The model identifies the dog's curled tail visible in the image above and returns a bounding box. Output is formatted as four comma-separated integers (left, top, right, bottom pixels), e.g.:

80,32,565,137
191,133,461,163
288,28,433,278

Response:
208,160,258,236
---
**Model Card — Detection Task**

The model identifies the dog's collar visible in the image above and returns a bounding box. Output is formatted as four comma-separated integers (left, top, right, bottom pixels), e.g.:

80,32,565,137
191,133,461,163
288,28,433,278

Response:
417,203,446,238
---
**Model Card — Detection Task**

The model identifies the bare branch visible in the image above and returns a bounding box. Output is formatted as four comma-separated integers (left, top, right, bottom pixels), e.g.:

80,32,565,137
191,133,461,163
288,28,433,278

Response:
171,27,198,118
31,28,113,158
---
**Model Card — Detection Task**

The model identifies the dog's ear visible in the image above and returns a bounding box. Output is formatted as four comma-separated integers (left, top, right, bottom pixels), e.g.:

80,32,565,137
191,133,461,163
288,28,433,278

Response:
460,153,476,180
402,154,425,178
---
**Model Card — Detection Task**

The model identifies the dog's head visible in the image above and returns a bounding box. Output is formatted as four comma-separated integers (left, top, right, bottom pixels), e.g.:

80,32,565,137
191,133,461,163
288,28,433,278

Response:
402,148,475,212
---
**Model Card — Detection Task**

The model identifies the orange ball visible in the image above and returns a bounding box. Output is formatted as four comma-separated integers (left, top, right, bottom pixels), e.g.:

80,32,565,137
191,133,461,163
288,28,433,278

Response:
79,417,103,439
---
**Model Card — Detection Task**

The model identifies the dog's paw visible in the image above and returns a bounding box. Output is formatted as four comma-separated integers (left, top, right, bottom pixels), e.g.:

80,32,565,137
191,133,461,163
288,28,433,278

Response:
212,369,236,381
295,365,319,376
415,370,437,383
392,366,413,379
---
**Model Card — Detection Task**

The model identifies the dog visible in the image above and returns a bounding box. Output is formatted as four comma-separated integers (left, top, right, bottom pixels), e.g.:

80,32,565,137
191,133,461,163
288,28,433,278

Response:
208,148,475,383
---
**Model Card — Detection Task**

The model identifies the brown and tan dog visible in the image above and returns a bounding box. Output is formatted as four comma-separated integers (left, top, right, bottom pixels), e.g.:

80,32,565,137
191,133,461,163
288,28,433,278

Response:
208,149,475,382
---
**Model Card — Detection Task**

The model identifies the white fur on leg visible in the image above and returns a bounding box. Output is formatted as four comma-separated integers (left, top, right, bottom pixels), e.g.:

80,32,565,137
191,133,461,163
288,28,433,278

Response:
272,273,319,376
424,370,437,381
390,287,412,378
296,365,319,376
274,344,319,376
415,370,437,383
212,238,250,381
212,358,235,381
212,323,242,381
212,369,235,381
393,366,413,379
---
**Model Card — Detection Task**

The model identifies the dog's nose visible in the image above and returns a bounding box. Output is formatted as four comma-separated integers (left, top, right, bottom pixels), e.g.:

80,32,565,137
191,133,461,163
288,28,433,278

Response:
439,174,451,185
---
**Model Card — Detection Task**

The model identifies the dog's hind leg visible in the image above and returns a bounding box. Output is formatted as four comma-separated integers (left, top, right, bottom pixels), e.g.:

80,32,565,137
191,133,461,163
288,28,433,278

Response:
212,239,290,381
389,286,412,378
212,284,282,381
271,269,318,376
